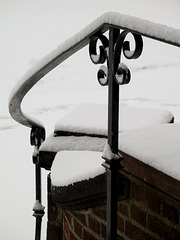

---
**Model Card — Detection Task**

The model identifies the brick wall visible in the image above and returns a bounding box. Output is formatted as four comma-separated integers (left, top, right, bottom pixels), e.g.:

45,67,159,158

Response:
47,175,63,240
61,172,180,240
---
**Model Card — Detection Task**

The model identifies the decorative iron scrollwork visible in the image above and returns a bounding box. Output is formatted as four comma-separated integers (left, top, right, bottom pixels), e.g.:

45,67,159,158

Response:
89,29,143,86
97,65,108,86
89,34,109,64
31,126,45,164
114,63,131,85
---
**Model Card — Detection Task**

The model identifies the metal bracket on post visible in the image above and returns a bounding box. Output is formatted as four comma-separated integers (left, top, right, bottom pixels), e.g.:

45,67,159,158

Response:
31,126,46,240
89,27,143,240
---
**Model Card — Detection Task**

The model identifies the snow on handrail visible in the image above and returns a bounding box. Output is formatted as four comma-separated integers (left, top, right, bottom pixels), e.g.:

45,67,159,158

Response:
9,11,180,129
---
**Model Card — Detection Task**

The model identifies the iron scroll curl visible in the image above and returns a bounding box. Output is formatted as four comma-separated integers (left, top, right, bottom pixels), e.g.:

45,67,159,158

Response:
89,34,109,64
89,30,143,86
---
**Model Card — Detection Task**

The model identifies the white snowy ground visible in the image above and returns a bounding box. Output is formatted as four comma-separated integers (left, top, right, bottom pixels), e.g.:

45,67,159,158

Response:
0,0,180,239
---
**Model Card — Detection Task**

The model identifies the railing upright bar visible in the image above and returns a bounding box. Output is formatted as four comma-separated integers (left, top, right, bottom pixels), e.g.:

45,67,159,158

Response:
104,27,123,240
108,28,119,152
35,164,42,202
31,127,45,240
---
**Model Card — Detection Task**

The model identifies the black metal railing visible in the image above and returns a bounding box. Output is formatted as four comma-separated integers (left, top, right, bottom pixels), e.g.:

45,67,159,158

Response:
31,126,45,240
89,27,143,239
8,12,180,240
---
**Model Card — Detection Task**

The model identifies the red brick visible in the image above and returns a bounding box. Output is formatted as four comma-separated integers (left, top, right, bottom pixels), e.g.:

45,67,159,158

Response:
100,222,125,240
118,202,129,217
64,210,72,226
47,176,62,222
46,221,62,240
117,236,125,240
117,215,124,233
125,221,156,240
74,218,83,239
92,208,107,221
88,215,100,235
130,203,146,227
70,231,78,240
83,230,98,240
64,221,70,239
162,201,179,224
63,232,68,240
147,214,180,240
71,211,86,226
101,223,106,239
131,182,162,213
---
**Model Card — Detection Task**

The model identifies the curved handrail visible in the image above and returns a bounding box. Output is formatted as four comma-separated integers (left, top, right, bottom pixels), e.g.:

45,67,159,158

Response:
9,11,180,129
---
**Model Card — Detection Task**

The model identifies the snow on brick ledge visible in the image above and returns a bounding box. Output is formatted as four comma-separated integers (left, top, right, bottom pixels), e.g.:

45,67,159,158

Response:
54,103,174,136
119,123,180,181
40,104,174,155
50,124,179,190
40,135,106,153
51,151,105,187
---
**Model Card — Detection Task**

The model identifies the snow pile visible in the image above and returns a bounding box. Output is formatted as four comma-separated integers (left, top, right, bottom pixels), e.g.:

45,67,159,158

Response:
50,123,180,187
102,143,121,160
119,123,180,181
120,105,173,131
33,200,45,212
41,104,179,183
54,103,107,136
51,151,105,187
54,103,173,135
40,134,106,153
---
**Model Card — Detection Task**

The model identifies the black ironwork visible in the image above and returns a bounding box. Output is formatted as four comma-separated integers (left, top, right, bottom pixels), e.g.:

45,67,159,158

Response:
89,28,143,240
31,127,45,240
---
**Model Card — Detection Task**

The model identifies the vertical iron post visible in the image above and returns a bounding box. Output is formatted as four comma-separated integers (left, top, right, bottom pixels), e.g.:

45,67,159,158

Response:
108,28,119,152
103,27,123,240
34,163,43,240
89,26,143,240
31,127,45,240
35,163,42,202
